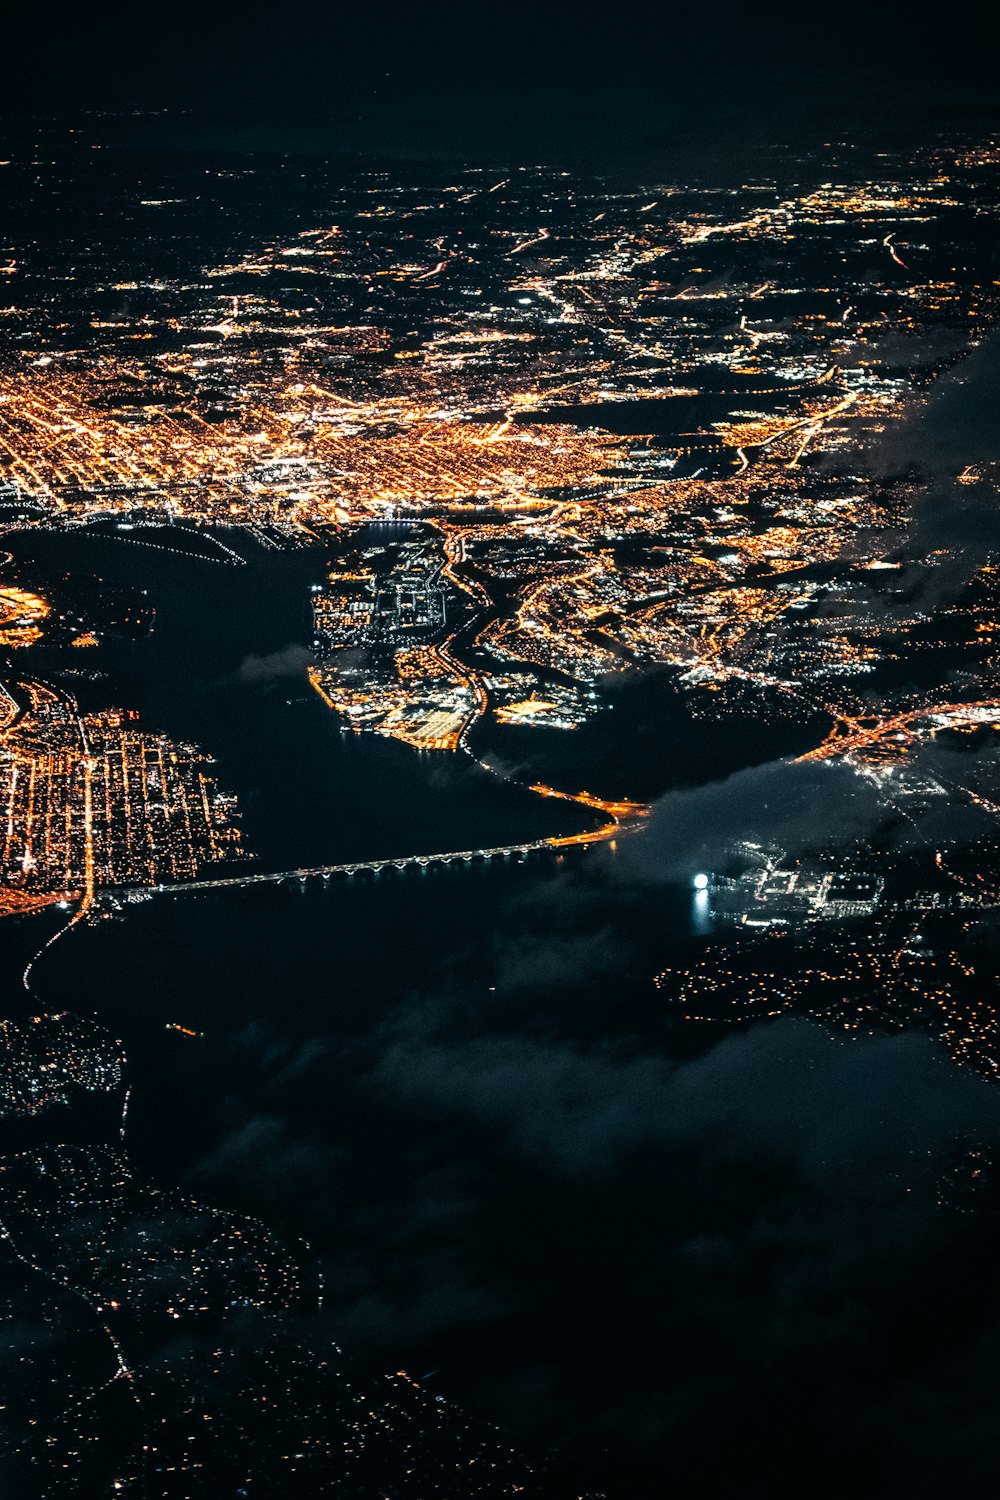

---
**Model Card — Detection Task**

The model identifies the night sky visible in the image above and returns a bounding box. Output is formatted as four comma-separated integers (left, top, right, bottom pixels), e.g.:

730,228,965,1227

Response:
8,2,999,167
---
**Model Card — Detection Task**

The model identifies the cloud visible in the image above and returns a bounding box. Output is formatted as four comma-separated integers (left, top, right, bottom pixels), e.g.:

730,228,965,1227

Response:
188,1112,339,1206
612,756,885,884
905,333,1000,474
891,477,1000,611
178,953,1000,1497
233,642,314,686
360,1008,1000,1492
867,332,1000,606
369,1015,1000,1188
838,325,972,372
881,331,1000,480
493,928,621,992
889,738,1000,850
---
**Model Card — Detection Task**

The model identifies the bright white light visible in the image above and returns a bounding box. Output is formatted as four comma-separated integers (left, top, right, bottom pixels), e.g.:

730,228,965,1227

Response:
692,873,710,890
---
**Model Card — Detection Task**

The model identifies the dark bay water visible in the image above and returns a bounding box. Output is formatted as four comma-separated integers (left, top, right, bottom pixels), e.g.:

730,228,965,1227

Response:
7,523,600,868
0,522,825,1494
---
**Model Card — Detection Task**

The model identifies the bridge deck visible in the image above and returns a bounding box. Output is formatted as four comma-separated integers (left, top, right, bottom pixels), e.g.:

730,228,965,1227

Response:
122,839,551,898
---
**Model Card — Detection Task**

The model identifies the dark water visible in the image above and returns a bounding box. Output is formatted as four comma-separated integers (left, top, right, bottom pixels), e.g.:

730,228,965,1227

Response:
7,523,604,864
0,524,822,1493
520,386,799,443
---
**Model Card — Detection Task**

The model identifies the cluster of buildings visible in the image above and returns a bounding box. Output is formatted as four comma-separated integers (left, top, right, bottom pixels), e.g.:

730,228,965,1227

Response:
0,675,248,914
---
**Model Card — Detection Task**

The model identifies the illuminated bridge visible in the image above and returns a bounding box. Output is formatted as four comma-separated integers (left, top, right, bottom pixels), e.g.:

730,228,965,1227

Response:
129,838,553,898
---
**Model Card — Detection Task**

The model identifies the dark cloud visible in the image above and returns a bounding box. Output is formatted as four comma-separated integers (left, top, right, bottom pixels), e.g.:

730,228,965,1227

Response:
175,926,1000,1498
838,326,972,372
613,756,884,884
188,1112,339,1206
673,269,734,300
329,1246,506,1353
890,739,1000,851
370,1015,1000,1187
898,478,1000,607
358,1009,1000,1494
858,475,1000,615
881,332,1000,480
869,333,1000,606
234,642,314,686
493,929,620,993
